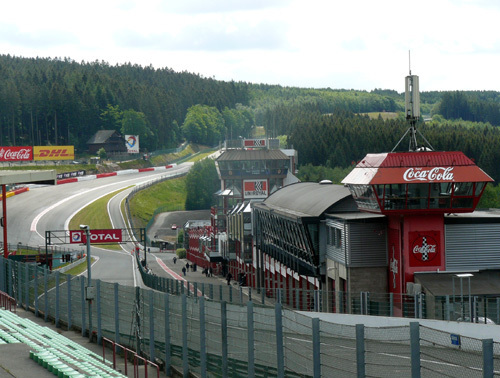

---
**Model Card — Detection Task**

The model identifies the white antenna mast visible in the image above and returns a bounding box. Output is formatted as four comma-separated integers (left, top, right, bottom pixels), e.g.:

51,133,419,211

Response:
392,51,434,152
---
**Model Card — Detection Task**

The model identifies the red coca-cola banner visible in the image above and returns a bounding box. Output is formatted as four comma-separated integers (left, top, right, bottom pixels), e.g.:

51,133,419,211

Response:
0,146,33,161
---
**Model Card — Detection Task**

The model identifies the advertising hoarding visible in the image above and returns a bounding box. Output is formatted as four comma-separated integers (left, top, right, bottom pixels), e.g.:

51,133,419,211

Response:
34,146,74,161
0,146,33,162
243,179,268,199
125,135,139,153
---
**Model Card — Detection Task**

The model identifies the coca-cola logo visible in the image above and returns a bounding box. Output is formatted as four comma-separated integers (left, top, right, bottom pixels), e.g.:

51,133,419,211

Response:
403,167,454,182
412,235,438,262
0,147,33,161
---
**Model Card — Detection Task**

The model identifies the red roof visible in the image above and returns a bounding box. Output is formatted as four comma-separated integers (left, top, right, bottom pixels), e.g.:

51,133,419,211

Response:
342,151,493,185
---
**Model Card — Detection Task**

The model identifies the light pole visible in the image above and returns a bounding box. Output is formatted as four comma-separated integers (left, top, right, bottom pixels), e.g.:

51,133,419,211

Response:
454,273,473,321
80,225,93,341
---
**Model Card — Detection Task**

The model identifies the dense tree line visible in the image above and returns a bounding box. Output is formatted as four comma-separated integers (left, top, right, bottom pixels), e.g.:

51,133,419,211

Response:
280,106,500,183
185,158,220,210
0,55,249,151
433,91,500,126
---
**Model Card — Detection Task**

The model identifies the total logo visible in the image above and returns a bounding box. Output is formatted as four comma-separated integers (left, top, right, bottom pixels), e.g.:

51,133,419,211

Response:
70,229,123,244
126,136,137,148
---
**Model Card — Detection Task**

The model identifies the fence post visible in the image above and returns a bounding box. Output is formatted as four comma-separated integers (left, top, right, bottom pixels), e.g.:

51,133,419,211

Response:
67,275,72,329
164,293,171,377
96,280,102,345
390,292,393,317
247,301,254,377
497,298,500,325
410,322,421,378
200,296,207,378
7,260,12,297
275,302,284,378
80,276,86,337
445,295,450,321
312,317,321,378
114,283,120,345
34,267,38,317
221,301,228,378
24,264,29,310
149,290,155,361
356,324,365,378
483,338,493,378
182,294,188,377
55,271,60,327
43,268,48,322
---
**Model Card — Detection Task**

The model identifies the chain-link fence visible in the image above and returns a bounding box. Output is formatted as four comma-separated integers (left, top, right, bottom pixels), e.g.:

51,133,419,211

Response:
1,256,498,377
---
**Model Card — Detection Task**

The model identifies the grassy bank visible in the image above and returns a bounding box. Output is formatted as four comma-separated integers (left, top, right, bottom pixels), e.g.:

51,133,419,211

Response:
129,176,187,229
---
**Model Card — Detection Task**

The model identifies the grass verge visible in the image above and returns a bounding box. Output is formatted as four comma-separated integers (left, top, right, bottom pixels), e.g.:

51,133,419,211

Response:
129,176,186,229
69,186,132,250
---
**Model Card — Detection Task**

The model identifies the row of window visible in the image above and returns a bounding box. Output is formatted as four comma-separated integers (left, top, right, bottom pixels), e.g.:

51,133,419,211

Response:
348,182,486,212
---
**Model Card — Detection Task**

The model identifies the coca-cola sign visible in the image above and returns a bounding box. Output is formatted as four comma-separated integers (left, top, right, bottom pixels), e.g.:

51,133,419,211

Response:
403,167,454,182
410,231,440,267
0,146,33,162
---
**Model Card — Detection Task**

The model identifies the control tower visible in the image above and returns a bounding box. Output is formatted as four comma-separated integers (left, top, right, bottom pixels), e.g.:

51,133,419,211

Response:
342,73,494,302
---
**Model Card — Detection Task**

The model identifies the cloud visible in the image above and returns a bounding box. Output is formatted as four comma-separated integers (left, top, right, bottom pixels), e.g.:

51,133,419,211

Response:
0,23,76,49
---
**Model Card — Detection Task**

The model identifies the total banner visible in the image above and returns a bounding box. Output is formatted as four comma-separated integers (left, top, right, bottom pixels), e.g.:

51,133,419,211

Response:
34,146,74,161
244,179,268,199
125,135,139,153
70,229,123,244
0,146,33,162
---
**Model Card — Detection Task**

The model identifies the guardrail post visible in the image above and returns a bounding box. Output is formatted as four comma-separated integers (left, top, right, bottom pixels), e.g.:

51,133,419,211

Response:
247,301,254,377
149,290,155,361
410,322,421,378
312,317,321,378
182,294,188,377
275,302,284,378
164,293,171,377
221,301,228,378
356,324,365,378
200,296,206,378
219,284,223,302
97,280,102,345
483,338,493,378
55,271,60,327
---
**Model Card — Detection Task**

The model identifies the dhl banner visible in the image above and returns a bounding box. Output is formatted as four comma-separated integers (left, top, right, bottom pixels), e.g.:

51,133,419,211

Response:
34,146,74,161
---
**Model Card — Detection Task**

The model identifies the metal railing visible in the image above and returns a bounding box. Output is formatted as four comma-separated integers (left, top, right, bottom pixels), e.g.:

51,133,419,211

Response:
1,256,499,377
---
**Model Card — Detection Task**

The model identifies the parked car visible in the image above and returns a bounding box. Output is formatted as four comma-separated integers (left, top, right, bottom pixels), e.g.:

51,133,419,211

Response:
171,224,177,230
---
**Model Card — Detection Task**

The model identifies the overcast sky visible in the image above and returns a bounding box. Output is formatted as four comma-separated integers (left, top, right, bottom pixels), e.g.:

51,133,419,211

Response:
2,0,500,92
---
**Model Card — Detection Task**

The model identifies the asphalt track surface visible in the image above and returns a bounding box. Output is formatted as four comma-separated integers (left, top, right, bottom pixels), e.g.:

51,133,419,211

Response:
6,162,192,287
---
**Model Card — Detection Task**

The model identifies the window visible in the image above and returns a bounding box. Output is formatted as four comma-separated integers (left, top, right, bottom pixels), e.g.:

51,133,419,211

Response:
328,227,342,248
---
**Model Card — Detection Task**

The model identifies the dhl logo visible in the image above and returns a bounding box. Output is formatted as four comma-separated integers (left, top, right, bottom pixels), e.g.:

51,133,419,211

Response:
34,146,74,161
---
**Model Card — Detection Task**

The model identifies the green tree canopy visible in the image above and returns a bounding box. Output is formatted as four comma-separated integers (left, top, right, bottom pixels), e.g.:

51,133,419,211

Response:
185,158,220,210
181,105,225,145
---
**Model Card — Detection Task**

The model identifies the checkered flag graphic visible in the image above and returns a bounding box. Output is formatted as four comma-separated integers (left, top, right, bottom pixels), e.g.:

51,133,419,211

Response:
421,237,428,260
255,181,263,191
253,139,263,146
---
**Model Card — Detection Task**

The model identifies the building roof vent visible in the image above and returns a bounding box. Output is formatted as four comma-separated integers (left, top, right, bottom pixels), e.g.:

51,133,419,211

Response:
319,180,333,185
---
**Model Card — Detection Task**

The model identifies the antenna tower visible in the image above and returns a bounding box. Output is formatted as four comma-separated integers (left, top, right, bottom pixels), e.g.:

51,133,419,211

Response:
392,52,434,152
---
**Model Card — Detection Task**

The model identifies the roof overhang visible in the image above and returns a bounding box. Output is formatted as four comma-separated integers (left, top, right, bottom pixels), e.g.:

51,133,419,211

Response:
342,151,494,185
0,170,57,186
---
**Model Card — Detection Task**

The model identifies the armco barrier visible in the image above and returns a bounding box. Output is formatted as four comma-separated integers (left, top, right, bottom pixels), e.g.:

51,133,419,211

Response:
57,164,176,185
